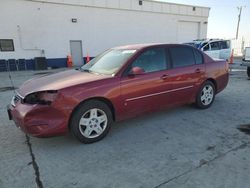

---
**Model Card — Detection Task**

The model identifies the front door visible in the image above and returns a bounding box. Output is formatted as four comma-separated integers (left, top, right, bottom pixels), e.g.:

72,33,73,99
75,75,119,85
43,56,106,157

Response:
120,47,172,119
203,41,220,59
70,40,83,66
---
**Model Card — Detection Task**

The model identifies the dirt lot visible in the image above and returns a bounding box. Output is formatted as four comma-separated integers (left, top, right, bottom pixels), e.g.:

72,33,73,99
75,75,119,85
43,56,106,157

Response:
0,62,250,188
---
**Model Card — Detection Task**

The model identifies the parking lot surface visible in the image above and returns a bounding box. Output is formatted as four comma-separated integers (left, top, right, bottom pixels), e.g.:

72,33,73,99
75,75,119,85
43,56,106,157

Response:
0,62,250,188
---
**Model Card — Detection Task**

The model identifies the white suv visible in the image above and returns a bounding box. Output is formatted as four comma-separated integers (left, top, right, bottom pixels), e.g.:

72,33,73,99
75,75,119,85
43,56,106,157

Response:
186,39,231,61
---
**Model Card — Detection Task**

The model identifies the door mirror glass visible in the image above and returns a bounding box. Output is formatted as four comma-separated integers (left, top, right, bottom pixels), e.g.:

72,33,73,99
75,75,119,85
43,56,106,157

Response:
129,66,145,75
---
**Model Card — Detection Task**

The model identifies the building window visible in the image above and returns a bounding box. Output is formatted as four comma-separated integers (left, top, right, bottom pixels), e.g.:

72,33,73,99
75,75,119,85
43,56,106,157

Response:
0,39,14,52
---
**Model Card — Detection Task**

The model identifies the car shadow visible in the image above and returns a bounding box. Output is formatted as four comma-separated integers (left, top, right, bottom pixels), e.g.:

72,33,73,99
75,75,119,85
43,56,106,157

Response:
30,105,194,147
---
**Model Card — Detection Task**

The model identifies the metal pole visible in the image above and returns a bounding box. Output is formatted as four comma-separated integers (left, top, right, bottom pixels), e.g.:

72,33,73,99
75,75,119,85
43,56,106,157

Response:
236,6,242,40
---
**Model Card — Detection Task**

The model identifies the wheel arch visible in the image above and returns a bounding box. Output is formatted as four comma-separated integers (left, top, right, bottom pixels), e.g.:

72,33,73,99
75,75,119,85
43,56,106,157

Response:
206,78,217,93
68,97,116,130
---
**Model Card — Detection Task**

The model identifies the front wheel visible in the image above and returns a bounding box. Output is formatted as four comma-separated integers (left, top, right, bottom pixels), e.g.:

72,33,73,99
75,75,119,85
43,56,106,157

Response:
70,100,113,143
196,81,215,109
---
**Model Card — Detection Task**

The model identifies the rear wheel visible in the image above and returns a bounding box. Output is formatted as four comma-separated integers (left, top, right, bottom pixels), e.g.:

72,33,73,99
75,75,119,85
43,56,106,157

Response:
247,67,250,78
196,81,215,109
70,100,113,143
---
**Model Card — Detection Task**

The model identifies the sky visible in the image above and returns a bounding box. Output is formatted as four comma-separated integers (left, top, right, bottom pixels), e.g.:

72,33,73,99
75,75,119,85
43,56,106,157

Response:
158,0,250,40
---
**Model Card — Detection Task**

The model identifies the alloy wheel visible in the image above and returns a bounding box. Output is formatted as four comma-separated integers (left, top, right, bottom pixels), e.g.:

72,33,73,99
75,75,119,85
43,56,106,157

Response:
78,108,108,139
200,85,214,106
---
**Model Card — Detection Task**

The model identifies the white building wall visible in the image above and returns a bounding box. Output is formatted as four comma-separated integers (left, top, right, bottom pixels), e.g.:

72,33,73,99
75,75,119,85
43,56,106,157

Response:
0,0,209,61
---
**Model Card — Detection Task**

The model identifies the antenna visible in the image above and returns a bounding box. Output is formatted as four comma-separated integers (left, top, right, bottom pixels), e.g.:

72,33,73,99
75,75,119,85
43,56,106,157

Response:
7,60,17,95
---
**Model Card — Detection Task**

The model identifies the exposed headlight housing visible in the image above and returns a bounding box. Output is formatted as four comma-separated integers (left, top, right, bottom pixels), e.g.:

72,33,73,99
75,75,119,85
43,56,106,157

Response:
24,90,58,105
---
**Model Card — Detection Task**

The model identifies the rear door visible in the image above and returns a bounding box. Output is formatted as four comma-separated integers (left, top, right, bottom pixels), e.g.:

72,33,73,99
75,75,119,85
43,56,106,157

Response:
120,47,172,119
167,46,205,105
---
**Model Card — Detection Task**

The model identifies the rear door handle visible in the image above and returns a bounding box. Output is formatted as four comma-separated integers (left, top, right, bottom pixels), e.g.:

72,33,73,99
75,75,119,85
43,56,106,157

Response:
161,74,168,80
195,68,201,73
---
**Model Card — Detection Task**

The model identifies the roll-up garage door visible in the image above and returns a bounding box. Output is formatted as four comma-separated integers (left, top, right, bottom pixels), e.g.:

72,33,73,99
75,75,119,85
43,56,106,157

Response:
178,21,200,43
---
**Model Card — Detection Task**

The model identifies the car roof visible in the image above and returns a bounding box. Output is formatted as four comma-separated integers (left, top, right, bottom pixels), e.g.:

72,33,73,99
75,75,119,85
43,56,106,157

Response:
199,39,230,44
112,43,192,50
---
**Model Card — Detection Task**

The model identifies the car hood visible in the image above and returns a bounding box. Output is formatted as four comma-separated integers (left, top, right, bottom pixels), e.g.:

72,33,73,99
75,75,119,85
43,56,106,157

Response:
18,69,112,97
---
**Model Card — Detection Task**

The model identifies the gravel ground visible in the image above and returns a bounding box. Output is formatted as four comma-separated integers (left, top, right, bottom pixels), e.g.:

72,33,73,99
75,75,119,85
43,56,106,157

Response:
0,62,249,188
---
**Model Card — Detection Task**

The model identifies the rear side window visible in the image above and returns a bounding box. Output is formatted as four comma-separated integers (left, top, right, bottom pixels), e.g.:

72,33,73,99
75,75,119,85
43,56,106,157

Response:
193,49,203,64
210,42,220,50
132,48,167,73
170,47,195,68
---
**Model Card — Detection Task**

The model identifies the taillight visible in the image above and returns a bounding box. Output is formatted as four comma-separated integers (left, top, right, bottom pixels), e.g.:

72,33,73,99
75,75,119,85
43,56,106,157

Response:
225,61,229,72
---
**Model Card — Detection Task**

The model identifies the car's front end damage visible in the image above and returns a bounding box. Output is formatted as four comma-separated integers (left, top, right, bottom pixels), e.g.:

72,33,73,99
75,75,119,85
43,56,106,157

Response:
7,69,114,138
8,90,75,137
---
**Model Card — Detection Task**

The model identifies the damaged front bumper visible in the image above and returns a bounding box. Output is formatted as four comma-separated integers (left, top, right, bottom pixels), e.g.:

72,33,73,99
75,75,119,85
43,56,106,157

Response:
7,99,70,138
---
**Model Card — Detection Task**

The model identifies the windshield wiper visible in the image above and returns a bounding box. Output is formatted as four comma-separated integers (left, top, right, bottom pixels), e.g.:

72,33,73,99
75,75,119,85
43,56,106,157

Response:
80,67,90,72
82,69,90,72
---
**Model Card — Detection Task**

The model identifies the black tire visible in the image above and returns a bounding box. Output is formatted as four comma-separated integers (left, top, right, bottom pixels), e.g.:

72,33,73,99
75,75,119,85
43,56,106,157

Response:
196,81,215,109
70,100,113,144
247,67,250,78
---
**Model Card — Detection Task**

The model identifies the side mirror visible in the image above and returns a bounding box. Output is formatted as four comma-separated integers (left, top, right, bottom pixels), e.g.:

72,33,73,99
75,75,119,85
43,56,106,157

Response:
129,66,145,75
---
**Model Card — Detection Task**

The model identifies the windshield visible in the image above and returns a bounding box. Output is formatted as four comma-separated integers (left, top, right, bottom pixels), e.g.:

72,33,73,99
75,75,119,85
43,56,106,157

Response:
81,49,137,75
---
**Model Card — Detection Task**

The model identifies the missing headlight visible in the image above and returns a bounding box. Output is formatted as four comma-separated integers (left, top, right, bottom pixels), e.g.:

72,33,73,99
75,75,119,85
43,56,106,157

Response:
24,90,58,105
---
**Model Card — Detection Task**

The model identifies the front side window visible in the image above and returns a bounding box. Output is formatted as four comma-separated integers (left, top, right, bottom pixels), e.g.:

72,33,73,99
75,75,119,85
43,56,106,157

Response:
81,49,136,75
203,43,210,51
131,48,167,73
210,42,220,51
170,47,195,68
200,42,207,48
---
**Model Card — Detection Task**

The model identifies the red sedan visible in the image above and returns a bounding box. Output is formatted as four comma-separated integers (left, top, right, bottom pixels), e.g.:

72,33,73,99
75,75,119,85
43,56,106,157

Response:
8,44,229,143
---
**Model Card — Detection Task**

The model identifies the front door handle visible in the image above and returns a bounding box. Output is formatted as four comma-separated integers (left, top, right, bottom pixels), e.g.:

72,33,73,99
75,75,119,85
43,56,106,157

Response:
161,74,168,80
195,68,201,73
